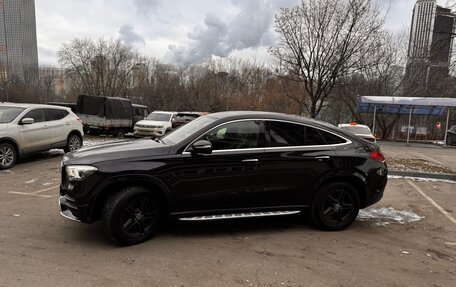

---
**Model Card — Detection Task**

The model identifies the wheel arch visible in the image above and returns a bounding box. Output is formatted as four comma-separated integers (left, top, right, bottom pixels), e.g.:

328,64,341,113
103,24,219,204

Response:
67,130,83,143
313,172,368,208
89,175,171,222
0,137,21,157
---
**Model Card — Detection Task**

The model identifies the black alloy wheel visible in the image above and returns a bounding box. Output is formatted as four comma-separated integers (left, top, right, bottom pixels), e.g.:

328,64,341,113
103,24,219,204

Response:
311,182,360,231
103,187,162,245
0,143,17,170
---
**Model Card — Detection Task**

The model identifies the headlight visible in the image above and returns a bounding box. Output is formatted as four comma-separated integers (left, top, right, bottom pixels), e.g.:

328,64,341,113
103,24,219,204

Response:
65,165,98,181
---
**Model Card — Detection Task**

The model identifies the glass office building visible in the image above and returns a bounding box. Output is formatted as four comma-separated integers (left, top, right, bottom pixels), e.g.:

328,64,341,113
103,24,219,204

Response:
0,0,38,83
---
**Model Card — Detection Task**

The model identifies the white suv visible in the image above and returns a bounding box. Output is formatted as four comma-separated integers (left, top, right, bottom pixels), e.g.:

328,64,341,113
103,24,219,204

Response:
0,103,84,169
134,111,177,137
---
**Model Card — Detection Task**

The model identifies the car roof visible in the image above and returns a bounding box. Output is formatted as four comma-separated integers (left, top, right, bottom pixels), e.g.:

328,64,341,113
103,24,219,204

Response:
207,111,338,129
338,123,370,128
0,102,70,110
152,111,177,114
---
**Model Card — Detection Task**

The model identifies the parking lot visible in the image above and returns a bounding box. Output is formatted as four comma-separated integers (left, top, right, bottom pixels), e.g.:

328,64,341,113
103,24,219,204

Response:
0,141,454,287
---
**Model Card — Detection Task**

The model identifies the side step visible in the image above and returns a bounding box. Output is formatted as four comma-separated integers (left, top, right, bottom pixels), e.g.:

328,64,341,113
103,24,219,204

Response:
179,210,301,221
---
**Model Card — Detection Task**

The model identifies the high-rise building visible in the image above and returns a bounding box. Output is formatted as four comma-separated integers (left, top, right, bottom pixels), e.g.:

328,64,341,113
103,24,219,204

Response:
406,0,455,91
0,0,39,83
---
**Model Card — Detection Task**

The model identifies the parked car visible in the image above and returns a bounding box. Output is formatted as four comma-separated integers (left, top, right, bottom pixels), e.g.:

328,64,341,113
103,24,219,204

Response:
446,125,456,146
0,103,84,169
132,104,150,126
338,123,376,142
59,111,388,245
172,111,207,129
133,111,177,137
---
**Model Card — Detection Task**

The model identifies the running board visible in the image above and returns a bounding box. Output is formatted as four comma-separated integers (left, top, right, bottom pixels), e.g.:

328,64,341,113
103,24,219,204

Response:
179,210,301,221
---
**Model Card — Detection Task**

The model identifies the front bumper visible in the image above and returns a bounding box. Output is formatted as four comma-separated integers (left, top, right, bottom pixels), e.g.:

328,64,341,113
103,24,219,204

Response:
59,196,81,222
133,127,165,137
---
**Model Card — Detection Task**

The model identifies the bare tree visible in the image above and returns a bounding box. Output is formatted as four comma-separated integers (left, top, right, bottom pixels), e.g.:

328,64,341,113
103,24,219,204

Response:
58,38,140,98
269,0,386,118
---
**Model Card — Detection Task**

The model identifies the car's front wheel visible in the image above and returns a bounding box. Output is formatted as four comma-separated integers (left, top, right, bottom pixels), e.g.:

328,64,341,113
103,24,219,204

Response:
64,134,82,153
0,143,17,170
311,182,360,231
103,187,162,245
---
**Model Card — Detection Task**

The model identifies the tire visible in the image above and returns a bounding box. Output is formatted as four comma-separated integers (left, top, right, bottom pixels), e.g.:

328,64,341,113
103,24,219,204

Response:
0,143,17,170
102,187,162,246
64,134,82,153
311,182,360,231
115,130,125,138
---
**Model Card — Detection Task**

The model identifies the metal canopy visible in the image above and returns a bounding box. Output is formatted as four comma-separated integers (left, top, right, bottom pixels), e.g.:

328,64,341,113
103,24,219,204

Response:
357,96,456,144
357,96,456,116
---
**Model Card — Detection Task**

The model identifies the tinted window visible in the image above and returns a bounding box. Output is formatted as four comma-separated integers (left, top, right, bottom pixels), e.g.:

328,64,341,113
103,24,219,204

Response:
305,126,326,145
23,109,45,123
45,109,69,121
205,121,261,150
319,130,347,144
267,121,306,147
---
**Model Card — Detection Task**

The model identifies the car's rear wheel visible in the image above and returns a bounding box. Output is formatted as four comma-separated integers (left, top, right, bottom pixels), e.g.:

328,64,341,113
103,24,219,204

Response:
311,182,360,231
103,187,162,245
64,134,82,153
0,143,17,170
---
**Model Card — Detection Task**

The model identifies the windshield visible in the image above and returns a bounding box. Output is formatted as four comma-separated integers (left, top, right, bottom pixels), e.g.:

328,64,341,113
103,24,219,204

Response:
0,106,26,123
162,115,217,145
340,125,372,135
146,112,173,122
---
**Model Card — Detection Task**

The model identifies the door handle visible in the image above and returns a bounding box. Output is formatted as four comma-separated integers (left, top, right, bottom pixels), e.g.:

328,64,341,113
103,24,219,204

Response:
65,122,71,126
242,159,259,163
315,155,330,161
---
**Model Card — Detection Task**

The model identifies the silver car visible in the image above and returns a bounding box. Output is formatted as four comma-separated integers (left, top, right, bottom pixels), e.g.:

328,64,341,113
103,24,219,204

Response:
0,103,84,169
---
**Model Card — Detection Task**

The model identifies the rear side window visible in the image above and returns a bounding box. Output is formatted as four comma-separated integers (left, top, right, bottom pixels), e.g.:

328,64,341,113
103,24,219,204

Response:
22,109,45,123
267,121,340,146
267,121,306,147
45,109,69,121
319,130,347,144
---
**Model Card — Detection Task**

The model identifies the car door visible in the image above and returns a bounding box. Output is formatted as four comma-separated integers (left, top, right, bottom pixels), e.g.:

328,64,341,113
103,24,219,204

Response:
169,120,266,213
18,108,51,153
44,108,70,148
261,121,340,207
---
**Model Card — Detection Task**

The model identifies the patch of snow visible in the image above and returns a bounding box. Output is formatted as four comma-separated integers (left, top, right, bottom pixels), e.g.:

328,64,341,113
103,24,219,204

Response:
357,207,423,225
25,179,36,184
42,182,52,186
83,137,120,147
388,175,456,184
0,169,13,174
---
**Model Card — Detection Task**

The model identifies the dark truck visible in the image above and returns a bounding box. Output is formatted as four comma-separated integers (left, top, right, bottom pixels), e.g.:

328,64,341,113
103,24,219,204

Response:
76,95,148,137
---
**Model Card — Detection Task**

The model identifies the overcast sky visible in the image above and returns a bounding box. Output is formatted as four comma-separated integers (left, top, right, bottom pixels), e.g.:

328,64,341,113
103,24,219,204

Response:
35,0,452,67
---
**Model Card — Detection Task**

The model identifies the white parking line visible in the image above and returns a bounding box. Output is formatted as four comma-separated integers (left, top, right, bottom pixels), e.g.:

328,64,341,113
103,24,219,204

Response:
6,186,58,198
406,180,456,224
413,153,443,165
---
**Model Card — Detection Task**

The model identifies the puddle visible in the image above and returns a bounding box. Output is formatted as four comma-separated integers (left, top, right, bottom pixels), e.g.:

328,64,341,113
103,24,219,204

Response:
357,207,423,226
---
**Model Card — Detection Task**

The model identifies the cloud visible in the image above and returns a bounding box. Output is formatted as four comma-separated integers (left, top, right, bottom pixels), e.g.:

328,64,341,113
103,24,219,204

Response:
134,0,162,15
166,0,298,66
119,25,145,45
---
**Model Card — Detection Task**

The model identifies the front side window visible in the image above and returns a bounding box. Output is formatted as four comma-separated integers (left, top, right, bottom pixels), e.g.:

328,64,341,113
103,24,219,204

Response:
22,109,45,123
204,121,261,150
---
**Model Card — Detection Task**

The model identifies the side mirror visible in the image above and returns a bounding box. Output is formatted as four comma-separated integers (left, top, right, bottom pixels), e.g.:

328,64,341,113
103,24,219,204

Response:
191,140,212,155
21,118,34,125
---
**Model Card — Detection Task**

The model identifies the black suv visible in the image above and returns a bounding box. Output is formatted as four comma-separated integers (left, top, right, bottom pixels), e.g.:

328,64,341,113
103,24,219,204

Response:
60,111,388,245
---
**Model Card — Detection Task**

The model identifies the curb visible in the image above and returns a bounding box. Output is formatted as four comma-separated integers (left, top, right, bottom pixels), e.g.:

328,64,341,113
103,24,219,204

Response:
389,170,456,181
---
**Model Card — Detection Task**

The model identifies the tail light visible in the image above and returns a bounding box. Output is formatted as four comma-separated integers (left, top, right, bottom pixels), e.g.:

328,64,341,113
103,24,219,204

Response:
370,150,385,163
76,117,83,124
